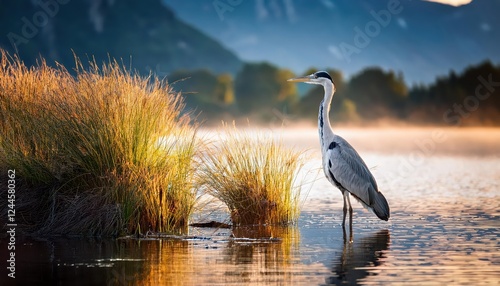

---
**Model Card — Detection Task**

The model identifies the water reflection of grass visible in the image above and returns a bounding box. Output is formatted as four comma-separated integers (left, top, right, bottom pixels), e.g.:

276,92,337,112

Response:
137,227,300,285
230,224,300,263
0,50,197,236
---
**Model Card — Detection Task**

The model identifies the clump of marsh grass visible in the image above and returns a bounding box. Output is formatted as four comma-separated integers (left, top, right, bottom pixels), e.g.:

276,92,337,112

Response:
0,50,198,236
199,125,305,226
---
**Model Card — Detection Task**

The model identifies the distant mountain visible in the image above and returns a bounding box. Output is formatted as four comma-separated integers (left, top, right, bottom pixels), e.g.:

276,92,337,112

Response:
0,0,242,75
163,0,500,84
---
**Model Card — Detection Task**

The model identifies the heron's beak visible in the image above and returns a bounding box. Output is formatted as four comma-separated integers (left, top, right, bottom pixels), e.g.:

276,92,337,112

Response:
287,75,314,82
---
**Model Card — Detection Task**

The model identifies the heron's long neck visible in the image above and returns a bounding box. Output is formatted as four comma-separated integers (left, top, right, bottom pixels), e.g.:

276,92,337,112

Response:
318,83,335,147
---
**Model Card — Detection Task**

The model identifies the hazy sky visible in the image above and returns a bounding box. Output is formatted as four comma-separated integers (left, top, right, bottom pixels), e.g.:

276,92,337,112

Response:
426,0,472,6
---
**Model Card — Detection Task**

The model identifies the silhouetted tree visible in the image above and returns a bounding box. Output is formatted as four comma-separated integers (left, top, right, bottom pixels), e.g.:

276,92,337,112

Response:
215,73,235,105
347,67,408,119
234,62,298,116
166,61,500,125
408,61,500,125
167,69,235,117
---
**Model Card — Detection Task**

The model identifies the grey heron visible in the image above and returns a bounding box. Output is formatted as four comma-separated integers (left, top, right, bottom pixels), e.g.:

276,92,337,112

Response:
288,71,390,239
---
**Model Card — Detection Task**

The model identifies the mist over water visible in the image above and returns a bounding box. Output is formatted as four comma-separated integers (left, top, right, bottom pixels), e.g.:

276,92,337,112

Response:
279,126,500,156
1,127,498,285
297,127,500,285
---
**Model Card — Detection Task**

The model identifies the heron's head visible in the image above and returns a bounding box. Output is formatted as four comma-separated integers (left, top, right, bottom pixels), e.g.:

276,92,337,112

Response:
287,71,334,87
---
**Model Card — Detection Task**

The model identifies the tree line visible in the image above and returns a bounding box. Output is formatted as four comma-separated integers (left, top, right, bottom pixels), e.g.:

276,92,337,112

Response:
167,61,500,126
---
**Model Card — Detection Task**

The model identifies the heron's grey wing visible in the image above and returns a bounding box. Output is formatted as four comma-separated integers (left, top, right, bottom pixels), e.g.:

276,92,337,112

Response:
325,136,378,207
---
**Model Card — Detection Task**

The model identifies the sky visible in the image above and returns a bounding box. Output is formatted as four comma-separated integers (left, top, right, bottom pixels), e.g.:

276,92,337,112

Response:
426,0,472,6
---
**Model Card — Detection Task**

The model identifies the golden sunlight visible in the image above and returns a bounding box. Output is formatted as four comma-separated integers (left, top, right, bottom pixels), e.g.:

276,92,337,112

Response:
425,0,473,6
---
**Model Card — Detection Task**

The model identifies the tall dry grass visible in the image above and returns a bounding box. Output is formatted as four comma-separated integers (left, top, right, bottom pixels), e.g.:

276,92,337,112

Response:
199,125,305,226
0,50,198,236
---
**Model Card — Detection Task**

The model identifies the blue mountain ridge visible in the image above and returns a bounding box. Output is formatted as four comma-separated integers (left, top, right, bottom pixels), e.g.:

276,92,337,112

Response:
163,0,500,84
0,0,242,75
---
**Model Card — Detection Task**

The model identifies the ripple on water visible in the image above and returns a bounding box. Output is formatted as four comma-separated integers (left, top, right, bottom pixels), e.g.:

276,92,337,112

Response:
298,150,500,285
1,130,499,285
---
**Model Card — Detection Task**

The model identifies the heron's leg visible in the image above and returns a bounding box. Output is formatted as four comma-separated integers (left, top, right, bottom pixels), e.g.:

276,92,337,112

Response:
347,194,353,223
342,193,347,243
346,194,353,243
342,192,348,227
342,223,347,243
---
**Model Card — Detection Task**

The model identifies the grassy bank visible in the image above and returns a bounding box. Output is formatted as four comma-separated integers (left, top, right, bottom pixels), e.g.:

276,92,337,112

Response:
199,126,305,226
0,51,198,236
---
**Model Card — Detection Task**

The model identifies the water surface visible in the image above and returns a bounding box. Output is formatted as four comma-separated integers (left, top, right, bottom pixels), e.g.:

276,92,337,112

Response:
1,128,499,285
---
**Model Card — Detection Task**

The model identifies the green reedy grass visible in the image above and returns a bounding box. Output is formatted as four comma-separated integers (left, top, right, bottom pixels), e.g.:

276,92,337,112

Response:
199,125,305,226
0,50,198,236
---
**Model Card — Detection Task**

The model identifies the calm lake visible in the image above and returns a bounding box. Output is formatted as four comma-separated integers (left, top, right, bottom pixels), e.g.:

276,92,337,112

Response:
1,127,499,285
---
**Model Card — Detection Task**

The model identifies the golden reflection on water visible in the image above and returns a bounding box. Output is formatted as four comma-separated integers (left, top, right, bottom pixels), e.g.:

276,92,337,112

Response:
381,197,500,286
137,225,302,285
2,128,499,285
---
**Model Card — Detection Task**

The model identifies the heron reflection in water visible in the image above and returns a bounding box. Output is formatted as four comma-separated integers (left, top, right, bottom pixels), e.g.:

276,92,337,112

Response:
325,229,390,285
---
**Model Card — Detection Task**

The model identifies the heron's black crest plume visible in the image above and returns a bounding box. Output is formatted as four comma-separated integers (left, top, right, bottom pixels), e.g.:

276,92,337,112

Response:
315,71,333,83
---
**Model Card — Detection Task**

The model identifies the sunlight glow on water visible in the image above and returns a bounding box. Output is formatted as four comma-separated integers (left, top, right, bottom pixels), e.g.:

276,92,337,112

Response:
1,128,499,285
